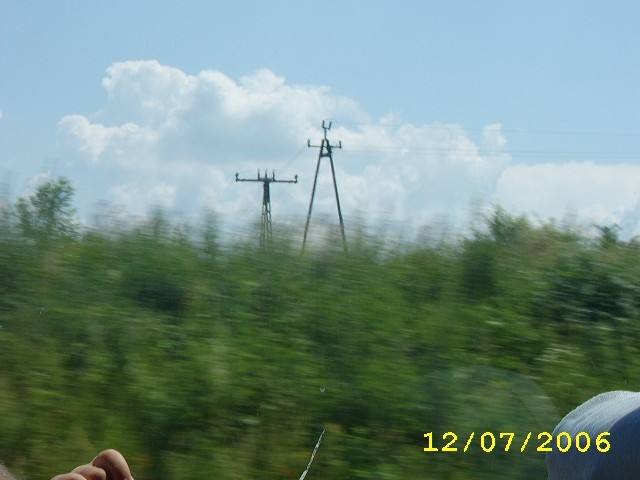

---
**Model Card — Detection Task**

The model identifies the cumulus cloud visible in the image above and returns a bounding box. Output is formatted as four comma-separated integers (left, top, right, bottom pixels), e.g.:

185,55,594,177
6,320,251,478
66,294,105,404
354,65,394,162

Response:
55,60,640,239
57,61,368,222
496,162,640,233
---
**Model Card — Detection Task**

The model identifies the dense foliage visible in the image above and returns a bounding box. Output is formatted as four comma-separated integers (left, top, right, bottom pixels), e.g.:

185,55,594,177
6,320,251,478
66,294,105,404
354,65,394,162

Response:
2,178,640,479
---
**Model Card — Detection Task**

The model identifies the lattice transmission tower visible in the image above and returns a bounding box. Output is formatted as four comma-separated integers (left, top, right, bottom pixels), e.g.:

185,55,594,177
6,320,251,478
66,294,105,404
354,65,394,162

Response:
235,170,298,246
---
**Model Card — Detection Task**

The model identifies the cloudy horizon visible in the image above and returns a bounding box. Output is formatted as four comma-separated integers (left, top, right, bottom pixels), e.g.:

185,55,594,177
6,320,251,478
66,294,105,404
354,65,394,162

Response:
31,60,635,241
3,2,639,241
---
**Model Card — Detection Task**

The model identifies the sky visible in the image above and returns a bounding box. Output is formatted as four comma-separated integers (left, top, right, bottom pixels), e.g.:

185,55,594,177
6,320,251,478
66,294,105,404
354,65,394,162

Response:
2,1,640,241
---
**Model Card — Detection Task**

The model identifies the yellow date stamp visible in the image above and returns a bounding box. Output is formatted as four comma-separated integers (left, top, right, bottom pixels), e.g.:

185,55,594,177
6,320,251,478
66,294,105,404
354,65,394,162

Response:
423,431,611,453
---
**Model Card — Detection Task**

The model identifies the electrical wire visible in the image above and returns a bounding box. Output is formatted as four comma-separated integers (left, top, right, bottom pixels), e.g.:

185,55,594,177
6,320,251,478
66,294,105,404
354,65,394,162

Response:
329,120,640,138
340,145,640,161
323,119,640,161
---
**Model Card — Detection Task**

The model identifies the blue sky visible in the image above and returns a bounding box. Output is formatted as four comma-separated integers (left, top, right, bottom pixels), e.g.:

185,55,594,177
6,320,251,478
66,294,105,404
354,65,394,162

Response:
2,1,640,239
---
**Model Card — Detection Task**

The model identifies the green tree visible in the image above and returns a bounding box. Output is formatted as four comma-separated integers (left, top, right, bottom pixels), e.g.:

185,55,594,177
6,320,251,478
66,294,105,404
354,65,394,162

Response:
486,205,529,245
16,177,78,242
460,236,496,301
595,224,620,249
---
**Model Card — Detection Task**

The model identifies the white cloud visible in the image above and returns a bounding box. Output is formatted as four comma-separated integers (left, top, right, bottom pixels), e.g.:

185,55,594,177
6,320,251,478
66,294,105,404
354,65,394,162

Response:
25,170,53,194
108,181,177,210
496,162,640,233
54,60,640,239
482,123,508,151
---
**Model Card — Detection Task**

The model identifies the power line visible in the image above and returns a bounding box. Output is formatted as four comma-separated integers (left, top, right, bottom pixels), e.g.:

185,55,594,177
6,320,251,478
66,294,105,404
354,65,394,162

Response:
325,120,640,161
272,144,308,177
340,145,640,160
330,120,640,138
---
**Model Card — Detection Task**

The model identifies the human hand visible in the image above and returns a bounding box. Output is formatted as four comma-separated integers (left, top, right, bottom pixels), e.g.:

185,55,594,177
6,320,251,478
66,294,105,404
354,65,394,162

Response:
51,450,134,480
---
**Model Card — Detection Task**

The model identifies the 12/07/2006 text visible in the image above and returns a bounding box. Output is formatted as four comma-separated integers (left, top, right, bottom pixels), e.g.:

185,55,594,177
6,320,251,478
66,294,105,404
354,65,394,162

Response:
423,431,611,454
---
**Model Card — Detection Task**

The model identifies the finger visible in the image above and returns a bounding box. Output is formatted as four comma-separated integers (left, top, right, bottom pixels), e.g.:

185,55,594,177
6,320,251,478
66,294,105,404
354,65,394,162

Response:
51,474,88,480
72,465,107,480
92,450,134,480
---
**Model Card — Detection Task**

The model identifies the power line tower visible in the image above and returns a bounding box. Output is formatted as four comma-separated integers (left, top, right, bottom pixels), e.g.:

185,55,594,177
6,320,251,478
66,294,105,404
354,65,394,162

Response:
302,121,347,253
235,170,298,246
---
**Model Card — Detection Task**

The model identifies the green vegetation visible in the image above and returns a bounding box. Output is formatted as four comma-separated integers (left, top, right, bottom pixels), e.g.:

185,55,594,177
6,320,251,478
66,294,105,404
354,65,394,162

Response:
2,179,640,479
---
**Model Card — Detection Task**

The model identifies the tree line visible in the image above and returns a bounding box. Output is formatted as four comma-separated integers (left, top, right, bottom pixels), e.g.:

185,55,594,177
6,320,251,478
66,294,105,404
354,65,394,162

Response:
1,177,639,479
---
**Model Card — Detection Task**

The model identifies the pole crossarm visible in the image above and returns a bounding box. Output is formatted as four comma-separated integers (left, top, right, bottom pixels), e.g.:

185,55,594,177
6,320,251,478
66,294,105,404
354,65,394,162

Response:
307,121,342,156
235,170,298,184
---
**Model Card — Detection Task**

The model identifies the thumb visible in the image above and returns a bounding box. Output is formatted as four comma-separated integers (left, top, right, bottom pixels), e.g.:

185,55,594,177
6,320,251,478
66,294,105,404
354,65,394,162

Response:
91,451,134,480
